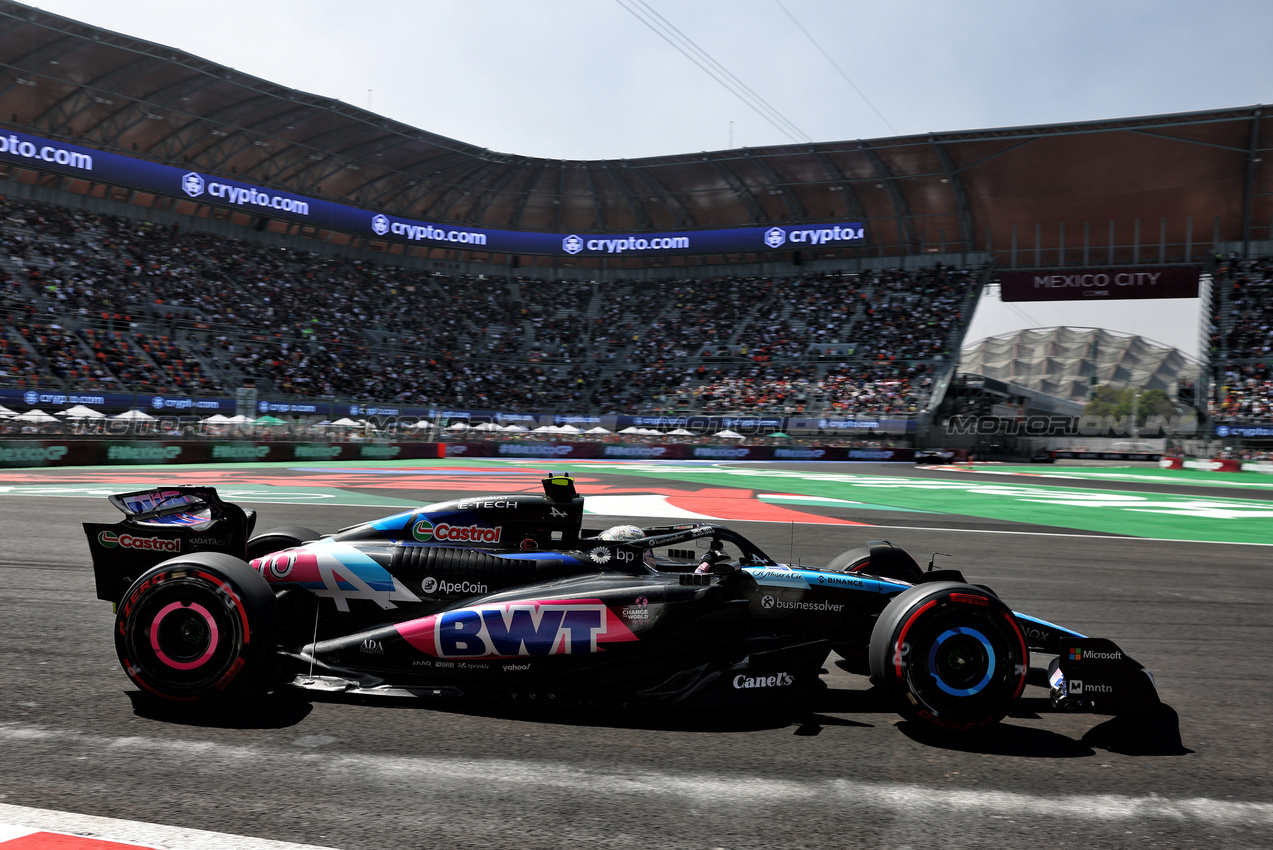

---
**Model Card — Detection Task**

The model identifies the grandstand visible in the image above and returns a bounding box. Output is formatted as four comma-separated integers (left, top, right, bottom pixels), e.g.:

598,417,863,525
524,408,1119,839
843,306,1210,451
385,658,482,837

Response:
0,1,1270,446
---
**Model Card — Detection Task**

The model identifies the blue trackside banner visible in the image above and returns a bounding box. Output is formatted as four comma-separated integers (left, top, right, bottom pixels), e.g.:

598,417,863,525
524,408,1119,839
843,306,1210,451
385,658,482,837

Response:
0,128,864,257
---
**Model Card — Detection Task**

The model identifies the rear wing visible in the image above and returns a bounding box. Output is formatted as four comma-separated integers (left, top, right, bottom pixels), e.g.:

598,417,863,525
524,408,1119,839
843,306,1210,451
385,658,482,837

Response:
83,486,257,604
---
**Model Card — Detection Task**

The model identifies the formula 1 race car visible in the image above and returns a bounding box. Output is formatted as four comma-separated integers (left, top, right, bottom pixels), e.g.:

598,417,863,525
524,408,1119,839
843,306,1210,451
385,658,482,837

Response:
83,473,1161,733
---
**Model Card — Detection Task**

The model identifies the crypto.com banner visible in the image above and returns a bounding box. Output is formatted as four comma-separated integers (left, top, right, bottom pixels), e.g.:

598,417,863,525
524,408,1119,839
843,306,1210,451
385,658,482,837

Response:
999,266,1200,302
0,128,864,257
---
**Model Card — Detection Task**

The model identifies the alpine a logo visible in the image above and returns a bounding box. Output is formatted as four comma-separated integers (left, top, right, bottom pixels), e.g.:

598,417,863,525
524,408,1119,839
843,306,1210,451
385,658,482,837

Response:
97,531,180,553
420,576,488,596
733,671,794,689
412,520,502,544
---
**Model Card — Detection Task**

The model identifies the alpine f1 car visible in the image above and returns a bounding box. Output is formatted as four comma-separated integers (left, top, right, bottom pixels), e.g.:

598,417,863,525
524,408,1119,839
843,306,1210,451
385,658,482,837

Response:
83,473,1161,732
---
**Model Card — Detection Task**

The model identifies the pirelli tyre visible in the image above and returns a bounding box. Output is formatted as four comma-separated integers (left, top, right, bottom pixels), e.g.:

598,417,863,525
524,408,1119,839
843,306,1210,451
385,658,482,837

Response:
868,581,1028,732
115,553,279,705
245,525,321,561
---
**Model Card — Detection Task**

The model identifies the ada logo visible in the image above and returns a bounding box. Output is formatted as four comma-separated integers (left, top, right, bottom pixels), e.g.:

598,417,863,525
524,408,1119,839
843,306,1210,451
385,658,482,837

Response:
360,639,384,655
764,227,786,248
182,172,205,197
562,234,583,255
371,214,390,235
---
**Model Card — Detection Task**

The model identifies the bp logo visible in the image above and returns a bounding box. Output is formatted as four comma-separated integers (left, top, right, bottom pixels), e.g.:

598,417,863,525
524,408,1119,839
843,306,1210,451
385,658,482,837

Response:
421,576,438,593
412,519,435,541
371,214,390,235
182,172,205,198
23,391,39,405
98,530,119,548
562,234,583,255
761,595,775,609
764,227,786,248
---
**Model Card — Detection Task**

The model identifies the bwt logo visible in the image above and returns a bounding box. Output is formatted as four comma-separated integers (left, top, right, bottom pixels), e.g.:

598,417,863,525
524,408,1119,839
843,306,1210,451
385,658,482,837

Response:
182,172,205,198
371,214,390,236
764,227,786,248
23,391,39,405
562,234,583,255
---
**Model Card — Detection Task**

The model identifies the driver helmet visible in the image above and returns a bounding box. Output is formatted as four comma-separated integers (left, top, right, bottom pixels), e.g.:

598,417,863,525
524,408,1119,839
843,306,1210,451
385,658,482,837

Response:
598,524,645,541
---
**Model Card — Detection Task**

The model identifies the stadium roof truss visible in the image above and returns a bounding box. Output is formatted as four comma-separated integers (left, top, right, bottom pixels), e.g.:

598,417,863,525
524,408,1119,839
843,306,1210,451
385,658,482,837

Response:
3,1,1273,267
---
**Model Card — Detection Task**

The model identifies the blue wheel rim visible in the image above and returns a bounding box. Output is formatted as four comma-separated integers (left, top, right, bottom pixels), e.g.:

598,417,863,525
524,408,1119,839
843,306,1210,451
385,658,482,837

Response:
927,626,995,697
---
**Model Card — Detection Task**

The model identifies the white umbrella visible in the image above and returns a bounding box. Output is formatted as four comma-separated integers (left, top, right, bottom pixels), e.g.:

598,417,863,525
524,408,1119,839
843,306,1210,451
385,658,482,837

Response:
223,414,256,424
617,426,644,434
58,404,105,419
15,408,58,422
200,413,231,423
585,426,612,434
0,404,16,416
473,422,502,431
327,417,360,427
667,428,695,436
411,419,435,429
111,409,157,421
713,429,745,439
556,424,583,434
445,421,471,431
501,424,528,432
638,428,663,435
532,425,561,433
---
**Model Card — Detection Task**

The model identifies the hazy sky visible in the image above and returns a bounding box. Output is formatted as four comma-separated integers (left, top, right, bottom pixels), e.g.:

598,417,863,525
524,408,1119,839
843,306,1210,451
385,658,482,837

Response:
28,0,1273,357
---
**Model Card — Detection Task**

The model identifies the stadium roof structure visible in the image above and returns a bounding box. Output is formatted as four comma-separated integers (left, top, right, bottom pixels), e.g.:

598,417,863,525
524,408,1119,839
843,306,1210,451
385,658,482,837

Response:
958,328,1196,403
2,0,1273,267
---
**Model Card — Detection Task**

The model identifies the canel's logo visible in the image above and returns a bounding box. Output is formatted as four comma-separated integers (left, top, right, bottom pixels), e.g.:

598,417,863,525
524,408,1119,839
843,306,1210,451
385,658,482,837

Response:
764,227,786,248
23,391,38,405
562,234,583,255
182,172,205,198
371,214,390,236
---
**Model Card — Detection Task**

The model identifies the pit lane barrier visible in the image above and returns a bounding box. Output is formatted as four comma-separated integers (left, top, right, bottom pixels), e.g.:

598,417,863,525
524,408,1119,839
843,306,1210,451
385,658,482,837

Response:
1159,456,1273,474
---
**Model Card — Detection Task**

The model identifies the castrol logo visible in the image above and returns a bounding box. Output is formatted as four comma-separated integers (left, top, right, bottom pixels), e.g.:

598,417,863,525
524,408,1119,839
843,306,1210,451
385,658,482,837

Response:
97,530,180,553
412,519,501,544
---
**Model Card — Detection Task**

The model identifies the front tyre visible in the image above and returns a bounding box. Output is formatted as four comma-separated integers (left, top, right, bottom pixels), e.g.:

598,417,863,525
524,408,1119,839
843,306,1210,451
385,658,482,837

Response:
869,582,1027,732
115,553,278,705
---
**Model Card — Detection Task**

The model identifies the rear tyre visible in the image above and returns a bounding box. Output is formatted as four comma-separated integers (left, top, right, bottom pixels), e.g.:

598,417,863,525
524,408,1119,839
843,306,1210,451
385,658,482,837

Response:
245,525,321,561
869,582,1027,732
115,553,278,705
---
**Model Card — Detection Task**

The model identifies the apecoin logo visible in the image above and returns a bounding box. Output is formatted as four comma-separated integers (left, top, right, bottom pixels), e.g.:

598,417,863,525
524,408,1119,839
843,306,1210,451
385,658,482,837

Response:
371,214,390,236
764,227,786,248
182,172,205,198
562,234,583,255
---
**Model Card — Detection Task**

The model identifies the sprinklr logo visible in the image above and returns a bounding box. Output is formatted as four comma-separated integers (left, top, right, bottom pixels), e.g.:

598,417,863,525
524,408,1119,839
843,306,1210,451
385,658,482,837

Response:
182,172,205,198
371,214,390,236
764,227,786,248
562,234,583,254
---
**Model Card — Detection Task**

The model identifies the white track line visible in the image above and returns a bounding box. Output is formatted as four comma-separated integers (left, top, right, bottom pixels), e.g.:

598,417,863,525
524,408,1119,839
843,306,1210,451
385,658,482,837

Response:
0,802,333,850
0,725,1266,829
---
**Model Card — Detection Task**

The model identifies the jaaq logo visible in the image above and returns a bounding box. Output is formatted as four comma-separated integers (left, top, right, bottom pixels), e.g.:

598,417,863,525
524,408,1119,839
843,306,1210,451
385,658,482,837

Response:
182,172,205,198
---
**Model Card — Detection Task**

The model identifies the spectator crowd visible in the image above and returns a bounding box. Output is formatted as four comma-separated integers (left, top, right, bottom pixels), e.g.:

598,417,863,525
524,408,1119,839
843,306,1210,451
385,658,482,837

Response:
1,196,981,416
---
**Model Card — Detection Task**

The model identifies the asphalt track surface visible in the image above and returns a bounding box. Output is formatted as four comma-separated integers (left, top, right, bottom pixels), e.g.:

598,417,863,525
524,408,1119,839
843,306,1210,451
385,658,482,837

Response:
1,461,1271,849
